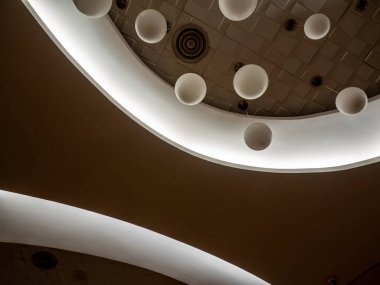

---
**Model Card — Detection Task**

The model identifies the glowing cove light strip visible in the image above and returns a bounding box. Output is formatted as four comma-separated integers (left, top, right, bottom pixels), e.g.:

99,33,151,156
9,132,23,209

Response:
0,190,270,285
22,0,380,173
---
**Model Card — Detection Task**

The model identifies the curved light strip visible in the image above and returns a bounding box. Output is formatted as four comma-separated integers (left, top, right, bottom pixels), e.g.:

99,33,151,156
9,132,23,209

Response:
0,190,269,285
22,0,380,173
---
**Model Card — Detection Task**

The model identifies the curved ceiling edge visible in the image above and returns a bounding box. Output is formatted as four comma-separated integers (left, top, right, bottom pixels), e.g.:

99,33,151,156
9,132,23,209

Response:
22,0,380,173
0,190,270,285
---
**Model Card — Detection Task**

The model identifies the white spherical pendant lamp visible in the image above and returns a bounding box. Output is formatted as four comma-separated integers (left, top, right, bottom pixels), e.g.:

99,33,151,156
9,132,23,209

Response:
336,87,368,115
218,0,257,21
73,0,112,18
175,73,207,105
304,13,330,40
233,64,269,100
244,122,272,151
135,9,167,44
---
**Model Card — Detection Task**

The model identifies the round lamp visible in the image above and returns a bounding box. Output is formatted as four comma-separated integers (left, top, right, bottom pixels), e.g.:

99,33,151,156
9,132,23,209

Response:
233,64,269,100
135,9,167,44
304,13,330,40
218,0,257,21
336,87,368,115
244,122,272,151
73,0,112,18
175,73,207,105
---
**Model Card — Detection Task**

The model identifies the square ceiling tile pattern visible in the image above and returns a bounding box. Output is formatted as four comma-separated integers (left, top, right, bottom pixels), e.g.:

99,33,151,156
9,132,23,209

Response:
109,0,380,117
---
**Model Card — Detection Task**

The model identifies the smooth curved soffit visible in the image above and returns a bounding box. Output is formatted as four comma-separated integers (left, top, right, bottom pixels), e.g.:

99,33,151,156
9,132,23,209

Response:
22,0,380,173
0,190,270,285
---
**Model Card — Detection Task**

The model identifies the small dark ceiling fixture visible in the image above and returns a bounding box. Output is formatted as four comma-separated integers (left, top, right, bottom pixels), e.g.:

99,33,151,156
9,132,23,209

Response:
166,22,172,33
238,100,249,111
310,75,323,87
31,251,58,270
355,0,368,11
173,24,209,63
284,19,296,31
327,276,337,285
116,0,127,10
234,62,244,72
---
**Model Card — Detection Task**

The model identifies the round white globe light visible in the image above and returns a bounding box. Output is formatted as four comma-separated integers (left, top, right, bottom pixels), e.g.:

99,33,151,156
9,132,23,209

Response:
233,64,269,100
218,0,257,21
336,87,368,115
244,122,272,151
175,73,207,106
304,13,330,40
135,9,167,44
73,0,112,18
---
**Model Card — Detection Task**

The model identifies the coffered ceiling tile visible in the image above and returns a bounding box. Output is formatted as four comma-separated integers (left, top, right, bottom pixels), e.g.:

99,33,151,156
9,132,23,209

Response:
240,48,260,64
365,50,380,70
265,3,286,22
309,56,335,77
283,57,302,74
226,25,264,52
319,40,340,59
211,85,237,104
358,22,380,45
357,63,375,81
312,90,335,109
290,2,312,21
281,93,307,114
347,38,368,56
329,27,351,47
294,42,318,64
203,66,234,92
272,0,290,9
299,0,326,12
210,50,234,74
270,81,292,101
265,47,286,66
272,32,298,56
207,28,223,49
293,81,311,98
251,94,277,111
184,0,208,22
275,106,294,116
233,14,259,33
253,17,281,42
192,0,213,9
218,36,243,57
301,101,327,114
338,11,365,37
159,1,180,20
141,46,160,63
259,58,276,75
210,96,233,111
320,0,349,21
331,64,355,85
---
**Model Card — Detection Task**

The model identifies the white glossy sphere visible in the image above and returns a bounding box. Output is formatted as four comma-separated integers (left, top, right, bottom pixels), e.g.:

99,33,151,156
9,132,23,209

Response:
175,73,207,105
218,0,257,21
135,9,167,44
304,13,330,40
244,122,272,151
233,64,269,100
73,0,112,18
336,87,368,115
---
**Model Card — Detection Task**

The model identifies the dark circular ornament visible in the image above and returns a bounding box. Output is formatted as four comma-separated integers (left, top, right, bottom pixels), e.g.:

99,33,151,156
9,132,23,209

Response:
238,100,249,111
31,251,58,270
310,75,323,87
116,0,127,10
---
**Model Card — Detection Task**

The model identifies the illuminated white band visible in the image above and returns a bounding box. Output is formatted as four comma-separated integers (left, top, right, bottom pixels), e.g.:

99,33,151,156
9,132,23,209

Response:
22,0,380,172
0,190,269,285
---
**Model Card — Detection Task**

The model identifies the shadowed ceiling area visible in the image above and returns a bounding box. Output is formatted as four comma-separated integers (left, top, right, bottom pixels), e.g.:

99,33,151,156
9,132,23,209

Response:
0,1,380,285
0,243,184,285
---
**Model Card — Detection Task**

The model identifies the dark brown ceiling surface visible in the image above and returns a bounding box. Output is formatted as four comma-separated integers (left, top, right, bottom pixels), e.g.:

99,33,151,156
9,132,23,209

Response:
1,1,380,285
111,0,380,117
0,242,183,285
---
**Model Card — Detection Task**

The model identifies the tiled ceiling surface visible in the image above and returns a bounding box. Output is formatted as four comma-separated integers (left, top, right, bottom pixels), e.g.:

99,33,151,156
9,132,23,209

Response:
109,0,380,117
0,242,183,285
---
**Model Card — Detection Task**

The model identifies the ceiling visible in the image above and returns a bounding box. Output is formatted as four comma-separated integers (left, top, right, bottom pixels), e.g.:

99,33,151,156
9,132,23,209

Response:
110,0,380,116
1,0,380,285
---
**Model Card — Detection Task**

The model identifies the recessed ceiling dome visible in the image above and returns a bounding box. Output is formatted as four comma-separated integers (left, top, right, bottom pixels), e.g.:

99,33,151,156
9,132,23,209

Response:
135,9,167,44
73,0,112,18
175,73,207,105
244,122,272,151
336,87,368,115
218,0,257,21
304,13,330,40
233,64,269,100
